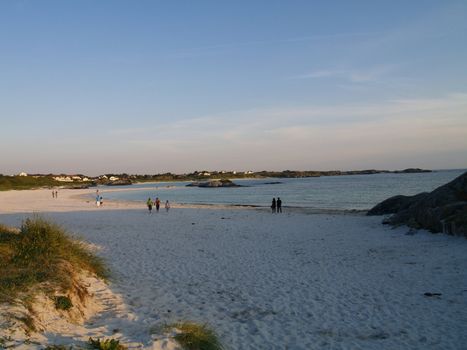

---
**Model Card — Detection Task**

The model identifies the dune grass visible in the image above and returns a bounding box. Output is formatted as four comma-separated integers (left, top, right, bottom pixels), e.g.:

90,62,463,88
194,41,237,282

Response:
167,322,223,350
0,175,61,191
0,217,109,304
88,337,126,350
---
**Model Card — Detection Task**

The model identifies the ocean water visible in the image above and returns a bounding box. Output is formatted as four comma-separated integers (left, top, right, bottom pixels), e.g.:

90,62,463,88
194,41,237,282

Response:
101,169,466,211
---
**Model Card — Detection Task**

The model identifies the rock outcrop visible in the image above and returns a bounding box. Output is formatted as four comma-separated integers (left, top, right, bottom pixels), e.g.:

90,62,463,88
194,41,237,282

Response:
105,179,132,186
367,171,467,236
186,179,242,188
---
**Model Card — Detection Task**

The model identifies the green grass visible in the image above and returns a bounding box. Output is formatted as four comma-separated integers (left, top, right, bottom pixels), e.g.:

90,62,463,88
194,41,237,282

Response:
0,217,109,304
0,175,62,191
167,322,224,350
54,295,73,310
88,337,126,350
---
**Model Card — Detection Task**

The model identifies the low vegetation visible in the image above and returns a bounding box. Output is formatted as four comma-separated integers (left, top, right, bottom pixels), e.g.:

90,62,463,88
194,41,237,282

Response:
0,217,108,305
167,322,224,350
54,295,73,311
0,175,62,191
88,337,126,350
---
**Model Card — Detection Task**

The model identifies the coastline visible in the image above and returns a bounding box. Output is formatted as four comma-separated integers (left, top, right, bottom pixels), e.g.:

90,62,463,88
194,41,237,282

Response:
0,187,368,215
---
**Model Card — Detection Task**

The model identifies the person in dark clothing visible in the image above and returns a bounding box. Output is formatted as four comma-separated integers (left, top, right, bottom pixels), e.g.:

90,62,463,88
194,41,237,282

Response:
277,197,282,213
271,198,276,213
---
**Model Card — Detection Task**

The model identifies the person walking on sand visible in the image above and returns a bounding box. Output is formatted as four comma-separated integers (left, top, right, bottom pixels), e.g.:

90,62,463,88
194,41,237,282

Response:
165,200,170,212
277,197,282,213
155,197,161,212
271,198,276,213
96,195,100,207
52,190,55,198
55,190,58,198
147,197,153,213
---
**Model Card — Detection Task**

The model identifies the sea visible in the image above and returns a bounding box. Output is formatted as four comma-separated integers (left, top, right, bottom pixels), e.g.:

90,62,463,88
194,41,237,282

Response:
101,169,466,211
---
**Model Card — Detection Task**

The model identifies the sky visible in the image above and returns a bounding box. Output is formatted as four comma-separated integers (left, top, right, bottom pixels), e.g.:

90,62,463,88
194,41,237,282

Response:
1,0,466,175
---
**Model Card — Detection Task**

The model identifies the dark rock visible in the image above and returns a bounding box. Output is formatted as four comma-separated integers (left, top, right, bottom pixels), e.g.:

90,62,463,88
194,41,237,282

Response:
65,182,97,189
186,179,242,188
367,193,429,215
368,171,467,236
394,168,432,173
424,292,442,297
105,179,132,186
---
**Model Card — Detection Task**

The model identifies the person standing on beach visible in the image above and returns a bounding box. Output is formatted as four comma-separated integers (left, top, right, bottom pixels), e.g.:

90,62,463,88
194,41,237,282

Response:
165,200,170,212
55,190,58,198
52,190,55,198
147,197,153,213
99,196,103,206
277,197,282,213
96,195,100,207
155,197,161,212
271,198,276,213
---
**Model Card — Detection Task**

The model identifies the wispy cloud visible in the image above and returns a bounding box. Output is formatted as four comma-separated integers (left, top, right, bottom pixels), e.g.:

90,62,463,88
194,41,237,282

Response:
295,64,396,83
166,31,381,58
109,92,467,146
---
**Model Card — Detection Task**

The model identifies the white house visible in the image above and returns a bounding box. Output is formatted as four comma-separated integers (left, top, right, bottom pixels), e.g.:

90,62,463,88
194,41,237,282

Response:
109,176,119,181
18,172,28,177
53,176,73,182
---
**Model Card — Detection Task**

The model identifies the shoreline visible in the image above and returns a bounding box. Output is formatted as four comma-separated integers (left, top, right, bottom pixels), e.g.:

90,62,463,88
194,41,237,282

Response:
0,187,369,215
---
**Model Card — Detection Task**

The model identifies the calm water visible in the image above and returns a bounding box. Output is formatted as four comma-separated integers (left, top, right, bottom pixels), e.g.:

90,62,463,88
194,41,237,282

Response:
102,169,465,210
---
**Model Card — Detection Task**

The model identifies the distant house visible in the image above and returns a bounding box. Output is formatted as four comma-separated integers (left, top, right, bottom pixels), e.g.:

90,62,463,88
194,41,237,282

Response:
202,172,211,176
72,176,82,181
53,176,73,182
100,175,108,179
244,171,254,174
82,177,90,181
109,176,119,181
18,172,28,177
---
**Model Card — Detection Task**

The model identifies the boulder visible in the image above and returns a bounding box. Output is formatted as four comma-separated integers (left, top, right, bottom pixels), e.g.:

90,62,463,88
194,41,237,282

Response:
186,179,242,188
368,171,467,236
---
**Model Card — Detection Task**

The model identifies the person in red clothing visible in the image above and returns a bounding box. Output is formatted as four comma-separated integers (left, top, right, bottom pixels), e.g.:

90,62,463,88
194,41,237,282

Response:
155,197,161,212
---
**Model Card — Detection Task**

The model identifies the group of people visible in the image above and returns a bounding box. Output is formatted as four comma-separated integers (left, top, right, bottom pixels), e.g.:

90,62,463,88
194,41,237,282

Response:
147,197,170,213
271,197,282,213
51,190,58,198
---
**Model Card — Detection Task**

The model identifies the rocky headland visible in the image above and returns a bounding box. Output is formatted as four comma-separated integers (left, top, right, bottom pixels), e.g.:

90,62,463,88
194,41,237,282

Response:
368,171,467,236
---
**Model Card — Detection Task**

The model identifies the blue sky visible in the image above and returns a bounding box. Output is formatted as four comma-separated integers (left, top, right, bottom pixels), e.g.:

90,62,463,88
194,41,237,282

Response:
1,0,466,175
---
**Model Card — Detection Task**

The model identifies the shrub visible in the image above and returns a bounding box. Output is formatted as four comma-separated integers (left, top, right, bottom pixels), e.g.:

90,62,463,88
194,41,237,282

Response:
54,296,73,310
88,337,126,350
168,322,223,350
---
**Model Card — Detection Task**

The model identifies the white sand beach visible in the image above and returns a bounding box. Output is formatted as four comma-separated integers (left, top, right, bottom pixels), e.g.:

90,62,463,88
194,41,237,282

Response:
1,189,467,349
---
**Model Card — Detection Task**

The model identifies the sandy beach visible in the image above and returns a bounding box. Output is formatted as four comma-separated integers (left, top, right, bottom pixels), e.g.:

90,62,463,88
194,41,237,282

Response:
1,189,467,349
